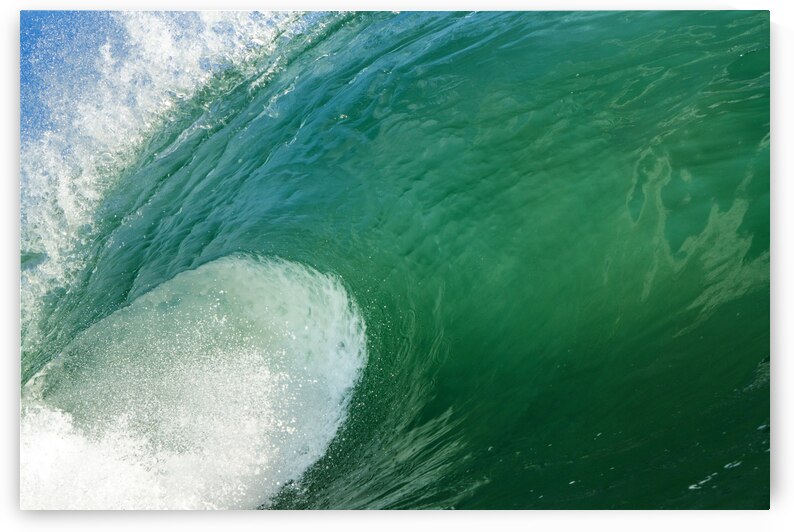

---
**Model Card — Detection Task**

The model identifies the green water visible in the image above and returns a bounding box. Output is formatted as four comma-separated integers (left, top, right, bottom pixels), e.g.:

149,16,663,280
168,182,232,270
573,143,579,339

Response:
21,11,769,509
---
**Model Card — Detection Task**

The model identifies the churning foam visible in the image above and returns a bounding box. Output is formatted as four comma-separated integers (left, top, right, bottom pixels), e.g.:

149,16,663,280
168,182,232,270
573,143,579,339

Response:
21,257,367,510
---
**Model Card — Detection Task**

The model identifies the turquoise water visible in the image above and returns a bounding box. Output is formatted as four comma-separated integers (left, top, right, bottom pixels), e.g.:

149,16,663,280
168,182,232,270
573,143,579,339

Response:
20,11,769,509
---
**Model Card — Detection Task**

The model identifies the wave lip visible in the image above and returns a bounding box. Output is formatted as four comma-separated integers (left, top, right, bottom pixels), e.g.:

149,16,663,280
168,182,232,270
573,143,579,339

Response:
21,256,367,510
20,11,309,358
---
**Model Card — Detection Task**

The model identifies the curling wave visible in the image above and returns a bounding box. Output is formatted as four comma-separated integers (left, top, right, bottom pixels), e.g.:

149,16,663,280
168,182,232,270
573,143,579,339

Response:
20,11,770,509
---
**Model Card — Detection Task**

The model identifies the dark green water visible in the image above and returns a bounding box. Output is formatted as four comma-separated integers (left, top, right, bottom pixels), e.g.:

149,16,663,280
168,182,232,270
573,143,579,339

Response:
20,11,769,509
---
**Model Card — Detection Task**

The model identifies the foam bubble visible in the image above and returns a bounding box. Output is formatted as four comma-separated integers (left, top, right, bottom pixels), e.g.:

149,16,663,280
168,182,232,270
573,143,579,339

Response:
21,256,367,510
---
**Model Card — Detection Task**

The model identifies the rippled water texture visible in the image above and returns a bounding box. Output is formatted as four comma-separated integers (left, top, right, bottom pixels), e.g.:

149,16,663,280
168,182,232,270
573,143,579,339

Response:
20,11,769,509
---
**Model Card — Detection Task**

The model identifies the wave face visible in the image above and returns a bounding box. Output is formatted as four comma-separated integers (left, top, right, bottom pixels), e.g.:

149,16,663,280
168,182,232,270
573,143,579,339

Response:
20,11,770,509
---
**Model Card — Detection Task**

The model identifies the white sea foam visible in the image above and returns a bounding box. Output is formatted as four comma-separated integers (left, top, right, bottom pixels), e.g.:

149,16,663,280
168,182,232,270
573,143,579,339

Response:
21,257,367,509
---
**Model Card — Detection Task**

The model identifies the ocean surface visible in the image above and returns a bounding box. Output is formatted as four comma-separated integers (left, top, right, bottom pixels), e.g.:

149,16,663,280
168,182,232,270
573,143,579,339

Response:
19,11,770,509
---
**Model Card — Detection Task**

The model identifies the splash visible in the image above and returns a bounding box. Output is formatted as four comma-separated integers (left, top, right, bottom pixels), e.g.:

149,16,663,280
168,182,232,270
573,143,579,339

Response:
21,256,367,509
20,11,309,356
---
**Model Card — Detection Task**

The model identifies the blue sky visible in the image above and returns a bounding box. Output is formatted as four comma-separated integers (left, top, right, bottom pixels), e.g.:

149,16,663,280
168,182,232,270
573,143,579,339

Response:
20,11,110,138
